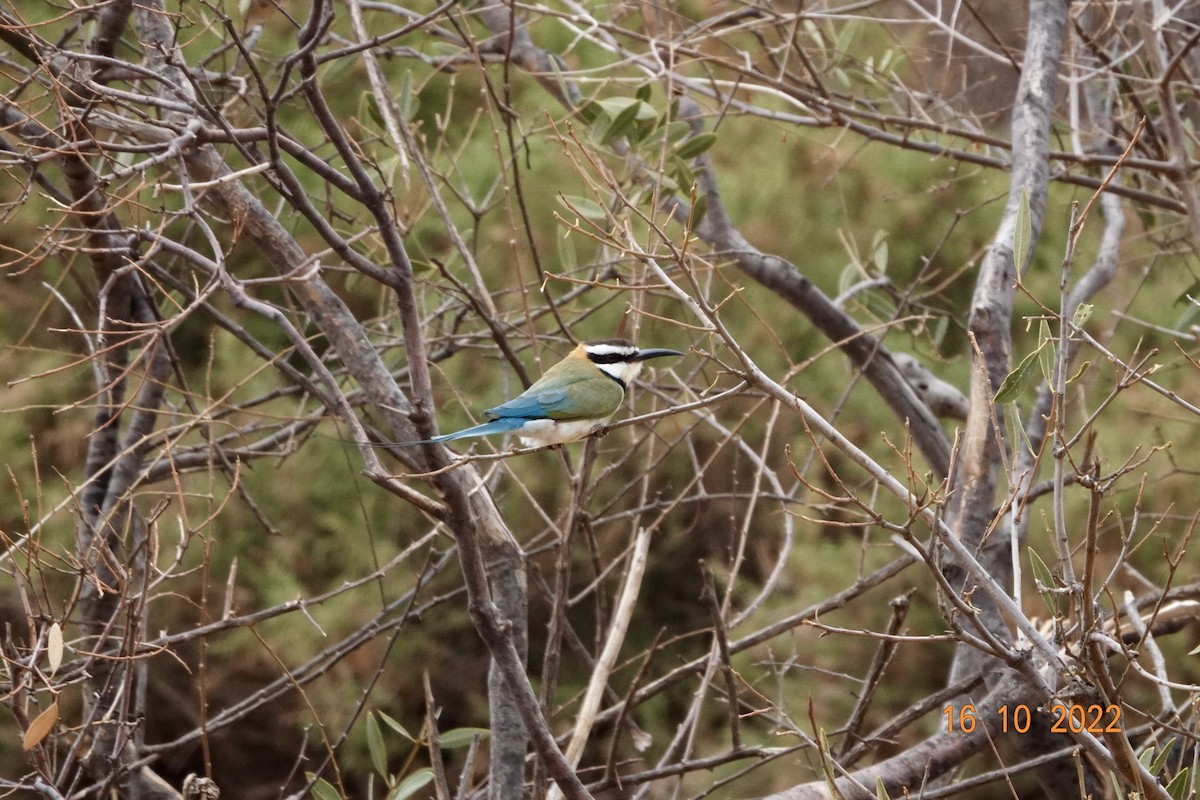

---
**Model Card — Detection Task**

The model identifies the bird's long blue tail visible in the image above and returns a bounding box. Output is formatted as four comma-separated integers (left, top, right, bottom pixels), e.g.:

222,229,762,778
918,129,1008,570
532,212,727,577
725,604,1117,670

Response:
413,417,527,445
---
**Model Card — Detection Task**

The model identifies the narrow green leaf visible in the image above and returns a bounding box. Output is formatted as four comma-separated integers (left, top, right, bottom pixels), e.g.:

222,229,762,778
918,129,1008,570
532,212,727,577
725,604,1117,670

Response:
387,768,433,800
1015,186,1032,273
438,727,490,749
1150,737,1177,776
1003,398,1032,460
675,131,718,160
833,19,861,63
993,348,1039,404
1165,766,1190,800
590,113,612,145
635,83,652,102
815,728,841,798
689,195,707,229
932,315,950,349
558,194,607,222
556,232,577,271
397,70,418,121
1107,770,1123,800
306,774,342,800
872,235,889,275
378,711,415,741
1038,321,1055,384
1140,747,1158,770
1028,548,1060,617
364,94,385,129
367,713,388,779
1067,360,1091,384
657,171,681,195
670,156,695,192
875,776,891,800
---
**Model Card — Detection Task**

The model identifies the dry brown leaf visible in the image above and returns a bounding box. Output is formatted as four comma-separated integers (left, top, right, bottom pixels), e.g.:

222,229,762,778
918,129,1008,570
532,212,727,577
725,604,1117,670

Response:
22,701,58,751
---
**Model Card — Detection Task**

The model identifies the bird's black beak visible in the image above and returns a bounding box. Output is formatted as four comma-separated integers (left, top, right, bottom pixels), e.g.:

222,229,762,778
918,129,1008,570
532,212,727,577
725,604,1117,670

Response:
633,348,685,361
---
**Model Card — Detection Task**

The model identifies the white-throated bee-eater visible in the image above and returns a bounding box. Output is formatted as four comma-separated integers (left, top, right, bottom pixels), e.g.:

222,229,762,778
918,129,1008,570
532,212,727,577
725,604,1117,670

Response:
413,339,683,448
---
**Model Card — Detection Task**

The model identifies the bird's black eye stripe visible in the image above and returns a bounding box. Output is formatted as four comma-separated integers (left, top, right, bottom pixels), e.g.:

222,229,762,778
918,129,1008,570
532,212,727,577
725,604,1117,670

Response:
587,352,636,364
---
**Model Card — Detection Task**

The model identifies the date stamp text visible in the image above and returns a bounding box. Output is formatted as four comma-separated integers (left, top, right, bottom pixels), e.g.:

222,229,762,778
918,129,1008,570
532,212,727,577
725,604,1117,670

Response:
943,703,1122,734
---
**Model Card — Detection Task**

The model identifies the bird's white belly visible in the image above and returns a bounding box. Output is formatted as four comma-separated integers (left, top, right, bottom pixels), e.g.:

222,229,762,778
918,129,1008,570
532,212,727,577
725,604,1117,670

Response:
516,417,609,447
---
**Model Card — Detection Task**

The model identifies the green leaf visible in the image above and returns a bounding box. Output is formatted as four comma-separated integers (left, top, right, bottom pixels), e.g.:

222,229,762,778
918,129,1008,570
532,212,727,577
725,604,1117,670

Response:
592,97,657,147
1107,770,1123,800
367,713,388,779
1014,186,1032,273
594,97,641,117
871,233,889,275
931,315,950,349
1072,303,1093,328
1165,766,1190,800
590,112,612,145
597,97,657,123
664,120,692,145
387,768,433,800
601,99,643,145
815,728,839,796
1028,548,1060,617
397,70,418,121
364,94,385,130
1038,320,1055,384
306,774,342,800
438,727,490,749
557,232,577,271
689,195,707,229
833,19,861,64
994,348,1039,404
558,194,607,222
670,156,695,192
378,711,415,741
635,83,652,102
1140,746,1157,770
675,132,718,160
876,776,891,800
1151,737,1177,776
578,101,601,125
1067,360,1091,384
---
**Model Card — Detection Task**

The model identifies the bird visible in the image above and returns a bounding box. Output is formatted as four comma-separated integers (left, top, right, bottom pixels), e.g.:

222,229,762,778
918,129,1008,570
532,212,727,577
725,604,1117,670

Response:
413,338,683,448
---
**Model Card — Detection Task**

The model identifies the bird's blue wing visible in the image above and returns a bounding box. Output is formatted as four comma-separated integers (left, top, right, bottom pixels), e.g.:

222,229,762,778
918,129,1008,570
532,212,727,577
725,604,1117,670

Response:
486,373,624,421
485,386,571,419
